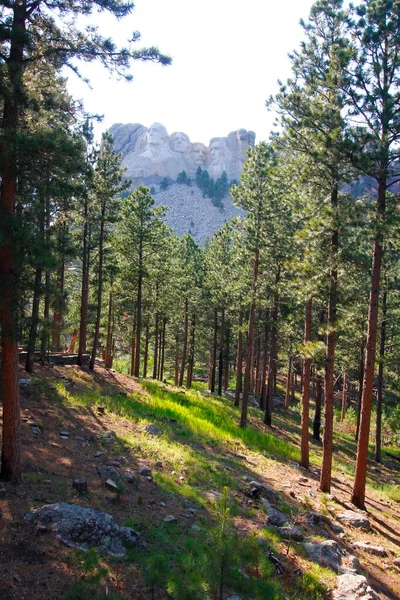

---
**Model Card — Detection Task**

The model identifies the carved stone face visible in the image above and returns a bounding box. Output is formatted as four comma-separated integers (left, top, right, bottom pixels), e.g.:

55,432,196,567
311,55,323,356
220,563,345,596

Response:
147,122,169,149
170,132,190,153
209,138,226,165
191,142,208,166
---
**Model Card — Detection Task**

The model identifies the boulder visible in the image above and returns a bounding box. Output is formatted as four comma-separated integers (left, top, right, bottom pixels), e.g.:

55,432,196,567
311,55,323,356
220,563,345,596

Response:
353,542,390,557
337,510,370,530
305,540,344,572
275,525,304,541
262,500,288,526
24,503,141,557
144,424,162,436
332,574,380,600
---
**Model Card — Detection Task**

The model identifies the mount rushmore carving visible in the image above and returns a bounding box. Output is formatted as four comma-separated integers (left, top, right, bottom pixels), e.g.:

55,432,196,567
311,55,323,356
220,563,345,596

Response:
109,122,256,185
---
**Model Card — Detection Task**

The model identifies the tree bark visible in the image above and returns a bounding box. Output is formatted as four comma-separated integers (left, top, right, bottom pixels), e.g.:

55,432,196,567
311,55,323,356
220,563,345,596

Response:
210,309,218,393
153,310,159,379
375,290,387,463
313,372,323,441
179,298,189,386
234,310,243,407
352,175,385,509
320,184,338,493
143,323,149,378
0,2,26,482
89,214,105,371
341,372,348,422
77,198,90,366
240,249,259,428
134,268,143,378
186,314,195,389
160,316,167,382
218,308,225,396
356,336,365,441
260,315,269,411
285,356,292,409
301,297,312,470
130,318,136,377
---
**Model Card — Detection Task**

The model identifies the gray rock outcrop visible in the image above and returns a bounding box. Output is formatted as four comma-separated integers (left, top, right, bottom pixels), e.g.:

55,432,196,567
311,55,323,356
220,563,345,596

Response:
24,502,141,557
332,574,380,600
305,540,344,572
337,510,370,530
109,122,256,185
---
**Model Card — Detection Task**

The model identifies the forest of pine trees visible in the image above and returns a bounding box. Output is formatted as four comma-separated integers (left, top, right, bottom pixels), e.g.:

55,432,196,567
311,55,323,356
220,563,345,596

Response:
1,0,400,518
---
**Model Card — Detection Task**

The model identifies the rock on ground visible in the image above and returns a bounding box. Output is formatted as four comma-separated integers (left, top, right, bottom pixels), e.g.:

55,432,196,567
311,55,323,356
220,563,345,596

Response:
304,540,344,572
332,574,380,600
337,510,370,530
24,502,141,557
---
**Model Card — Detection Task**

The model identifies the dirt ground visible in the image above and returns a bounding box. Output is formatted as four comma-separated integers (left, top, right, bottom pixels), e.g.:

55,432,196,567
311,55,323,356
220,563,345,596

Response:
0,363,400,599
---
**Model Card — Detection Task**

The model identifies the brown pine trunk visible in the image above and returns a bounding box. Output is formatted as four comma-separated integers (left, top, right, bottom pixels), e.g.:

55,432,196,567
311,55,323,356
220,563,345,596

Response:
301,298,312,469
186,314,195,389
134,269,143,378
68,329,78,354
375,290,387,463
285,356,292,409
240,249,259,428
320,184,338,493
179,298,189,386
210,309,218,392
0,3,25,482
264,269,280,426
77,200,90,366
130,318,136,377
153,310,159,379
104,289,114,369
25,266,43,373
174,334,179,386
356,336,366,441
352,176,385,509
224,323,230,391
234,310,243,407
52,254,65,352
160,316,167,381
143,323,149,378
218,308,225,396
260,315,269,411
89,215,105,371
341,373,348,422
313,372,323,441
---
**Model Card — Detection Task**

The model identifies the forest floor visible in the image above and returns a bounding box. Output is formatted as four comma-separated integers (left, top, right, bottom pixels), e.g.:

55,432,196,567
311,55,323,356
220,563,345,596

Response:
1,363,400,600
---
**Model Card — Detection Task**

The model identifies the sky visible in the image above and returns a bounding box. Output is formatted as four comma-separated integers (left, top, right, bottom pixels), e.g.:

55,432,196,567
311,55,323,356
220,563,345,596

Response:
66,0,316,146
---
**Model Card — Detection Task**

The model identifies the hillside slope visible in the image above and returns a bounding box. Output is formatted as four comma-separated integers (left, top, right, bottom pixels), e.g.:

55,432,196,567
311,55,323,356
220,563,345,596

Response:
1,365,400,599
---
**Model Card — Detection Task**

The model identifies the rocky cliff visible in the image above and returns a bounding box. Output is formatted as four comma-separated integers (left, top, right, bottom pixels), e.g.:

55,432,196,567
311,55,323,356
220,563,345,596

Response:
109,122,255,243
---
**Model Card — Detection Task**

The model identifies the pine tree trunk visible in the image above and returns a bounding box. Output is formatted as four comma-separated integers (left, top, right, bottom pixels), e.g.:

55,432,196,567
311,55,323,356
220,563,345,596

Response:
264,269,280,426
186,314,195,389
234,310,243,407
160,317,167,381
285,356,292,409
240,249,259,428
375,290,387,463
224,323,230,391
313,372,323,441
104,289,114,369
218,308,225,396
260,315,269,411
211,309,218,393
179,298,189,386
174,334,179,386
255,331,261,399
153,310,159,379
301,298,312,470
0,3,25,482
52,254,65,351
89,216,105,371
78,201,90,366
341,373,348,422
352,176,385,509
134,269,143,378
143,323,149,378
320,185,338,493
356,336,365,441
130,317,136,377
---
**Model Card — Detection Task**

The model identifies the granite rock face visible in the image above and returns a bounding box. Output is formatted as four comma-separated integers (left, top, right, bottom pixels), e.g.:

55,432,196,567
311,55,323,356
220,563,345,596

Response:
109,122,256,185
